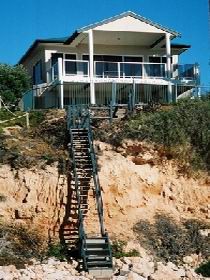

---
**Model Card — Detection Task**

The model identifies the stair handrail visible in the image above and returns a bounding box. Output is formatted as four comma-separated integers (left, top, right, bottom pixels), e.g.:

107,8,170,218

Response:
87,121,106,236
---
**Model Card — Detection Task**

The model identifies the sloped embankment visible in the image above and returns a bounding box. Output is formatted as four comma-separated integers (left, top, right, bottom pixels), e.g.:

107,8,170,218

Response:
0,138,209,243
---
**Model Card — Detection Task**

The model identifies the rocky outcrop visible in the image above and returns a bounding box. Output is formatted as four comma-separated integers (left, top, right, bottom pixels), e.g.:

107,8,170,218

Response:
113,256,208,280
0,256,208,280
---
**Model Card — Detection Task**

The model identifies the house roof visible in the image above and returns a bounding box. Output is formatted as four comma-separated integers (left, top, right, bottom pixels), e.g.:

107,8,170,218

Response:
18,11,182,64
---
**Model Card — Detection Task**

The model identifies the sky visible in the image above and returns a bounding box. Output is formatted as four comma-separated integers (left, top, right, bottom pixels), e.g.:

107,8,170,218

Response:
0,0,209,84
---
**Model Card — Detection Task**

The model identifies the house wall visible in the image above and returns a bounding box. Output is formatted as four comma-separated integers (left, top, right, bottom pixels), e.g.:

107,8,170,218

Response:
21,48,46,83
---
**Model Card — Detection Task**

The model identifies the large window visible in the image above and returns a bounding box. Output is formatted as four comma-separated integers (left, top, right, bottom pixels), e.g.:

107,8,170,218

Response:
146,56,171,77
122,56,143,77
51,53,63,66
33,60,43,85
64,54,77,75
83,55,143,77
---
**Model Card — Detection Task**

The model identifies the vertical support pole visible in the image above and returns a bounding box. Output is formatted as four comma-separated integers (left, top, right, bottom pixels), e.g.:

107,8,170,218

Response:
0,96,2,110
88,29,96,104
166,33,172,103
118,62,120,78
58,57,64,109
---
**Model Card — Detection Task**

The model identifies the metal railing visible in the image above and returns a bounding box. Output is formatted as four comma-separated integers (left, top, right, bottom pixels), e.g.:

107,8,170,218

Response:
173,64,199,81
47,62,58,83
94,61,166,78
46,59,199,83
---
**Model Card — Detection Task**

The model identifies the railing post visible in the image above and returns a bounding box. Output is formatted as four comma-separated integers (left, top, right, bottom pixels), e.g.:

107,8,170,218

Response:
118,62,120,78
142,63,145,78
25,112,30,128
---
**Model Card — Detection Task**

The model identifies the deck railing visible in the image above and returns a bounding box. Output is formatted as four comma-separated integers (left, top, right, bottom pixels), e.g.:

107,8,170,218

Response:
173,64,199,81
47,62,58,83
63,59,89,77
94,61,166,78
47,59,199,82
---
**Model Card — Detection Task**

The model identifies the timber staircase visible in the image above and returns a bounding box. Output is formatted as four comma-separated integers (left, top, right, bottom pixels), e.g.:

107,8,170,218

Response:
66,105,113,278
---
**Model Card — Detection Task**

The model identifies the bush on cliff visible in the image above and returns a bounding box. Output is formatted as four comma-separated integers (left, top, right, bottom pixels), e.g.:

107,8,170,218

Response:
133,214,210,264
0,223,47,268
96,98,210,171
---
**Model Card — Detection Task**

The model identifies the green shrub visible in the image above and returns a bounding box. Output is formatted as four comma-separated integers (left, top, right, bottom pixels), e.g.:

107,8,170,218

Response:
112,240,140,258
0,223,47,267
29,111,45,127
96,99,210,171
47,243,68,261
133,215,210,264
0,64,31,105
196,260,210,277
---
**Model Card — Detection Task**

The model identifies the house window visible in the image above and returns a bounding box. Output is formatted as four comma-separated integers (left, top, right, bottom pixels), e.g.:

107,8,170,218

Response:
123,57,143,77
64,54,77,75
149,56,173,64
147,56,172,77
124,56,143,63
33,60,43,85
82,55,122,62
51,53,63,66
65,54,76,60
83,55,122,77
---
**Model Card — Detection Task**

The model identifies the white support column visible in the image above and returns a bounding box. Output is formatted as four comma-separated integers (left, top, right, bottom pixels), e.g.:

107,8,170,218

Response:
165,33,172,102
88,29,96,104
58,57,64,109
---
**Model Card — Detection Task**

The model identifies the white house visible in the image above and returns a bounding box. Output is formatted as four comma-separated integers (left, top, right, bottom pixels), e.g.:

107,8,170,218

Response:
19,11,199,110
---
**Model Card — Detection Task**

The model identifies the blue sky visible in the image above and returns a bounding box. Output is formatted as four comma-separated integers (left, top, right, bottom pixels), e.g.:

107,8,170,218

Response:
0,0,209,84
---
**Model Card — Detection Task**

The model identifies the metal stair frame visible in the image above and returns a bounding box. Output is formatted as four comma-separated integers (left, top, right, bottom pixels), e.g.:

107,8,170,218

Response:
67,105,113,274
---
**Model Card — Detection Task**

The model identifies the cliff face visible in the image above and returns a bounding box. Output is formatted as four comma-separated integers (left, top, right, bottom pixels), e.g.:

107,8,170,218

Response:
0,164,67,240
0,140,209,242
96,141,210,241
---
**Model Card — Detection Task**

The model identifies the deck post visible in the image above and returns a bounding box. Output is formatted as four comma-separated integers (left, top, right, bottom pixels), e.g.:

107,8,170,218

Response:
58,57,64,109
165,33,172,103
88,29,96,104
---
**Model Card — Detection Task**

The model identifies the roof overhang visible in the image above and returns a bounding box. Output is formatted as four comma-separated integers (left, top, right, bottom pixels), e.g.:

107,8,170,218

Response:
162,43,191,54
18,38,68,64
19,11,183,64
